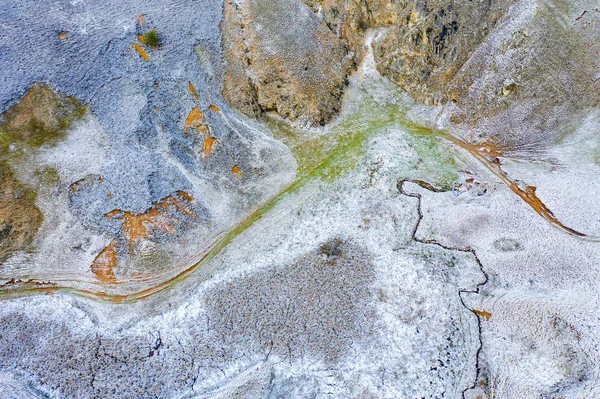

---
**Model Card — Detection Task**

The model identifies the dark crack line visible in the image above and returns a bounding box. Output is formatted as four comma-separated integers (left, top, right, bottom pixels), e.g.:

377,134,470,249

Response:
397,178,488,398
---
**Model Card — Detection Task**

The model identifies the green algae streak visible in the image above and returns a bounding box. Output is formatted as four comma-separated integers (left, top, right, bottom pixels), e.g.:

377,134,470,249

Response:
1,87,460,302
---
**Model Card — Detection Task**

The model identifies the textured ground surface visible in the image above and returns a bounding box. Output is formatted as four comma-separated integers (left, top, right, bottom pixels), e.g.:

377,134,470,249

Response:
1,0,600,398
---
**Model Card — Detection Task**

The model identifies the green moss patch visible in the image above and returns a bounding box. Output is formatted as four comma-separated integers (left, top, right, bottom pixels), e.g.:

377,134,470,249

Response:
0,83,87,262
0,83,87,153
143,30,160,48
266,87,459,189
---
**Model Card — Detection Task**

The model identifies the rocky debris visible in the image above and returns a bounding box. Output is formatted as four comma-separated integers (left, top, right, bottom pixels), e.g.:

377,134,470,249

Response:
371,0,507,106
304,0,600,149
221,0,355,126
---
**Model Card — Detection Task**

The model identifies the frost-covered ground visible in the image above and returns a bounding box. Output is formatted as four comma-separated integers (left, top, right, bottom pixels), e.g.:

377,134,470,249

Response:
0,77,486,397
407,110,600,397
0,0,296,292
1,1,600,398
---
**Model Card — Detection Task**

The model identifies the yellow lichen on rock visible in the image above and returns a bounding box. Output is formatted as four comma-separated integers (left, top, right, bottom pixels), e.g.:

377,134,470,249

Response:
132,43,150,61
188,82,199,100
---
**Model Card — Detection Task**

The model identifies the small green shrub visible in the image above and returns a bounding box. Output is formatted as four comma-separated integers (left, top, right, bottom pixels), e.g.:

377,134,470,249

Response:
144,30,160,48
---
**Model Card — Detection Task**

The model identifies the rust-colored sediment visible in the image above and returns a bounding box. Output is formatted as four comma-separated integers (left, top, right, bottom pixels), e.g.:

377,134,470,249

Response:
208,104,222,114
203,136,217,158
86,191,197,283
132,43,150,61
90,239,119,283
185,106,206,133
473,309,492,321
188,82,199,100
184,107,217,158
106,191,196,244
436,131,588,238
121,208,175,242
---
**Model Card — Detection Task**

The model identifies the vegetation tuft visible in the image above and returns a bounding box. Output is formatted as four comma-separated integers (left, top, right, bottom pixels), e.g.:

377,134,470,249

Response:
143,30,160,48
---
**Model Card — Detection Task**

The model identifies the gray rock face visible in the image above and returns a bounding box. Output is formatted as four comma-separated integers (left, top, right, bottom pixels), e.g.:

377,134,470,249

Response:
0,0,296,290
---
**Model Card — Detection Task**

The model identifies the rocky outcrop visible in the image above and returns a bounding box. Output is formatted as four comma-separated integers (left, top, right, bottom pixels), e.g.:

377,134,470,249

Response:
303,0,600,148
221,0,355,126
0,163,43,264
0,84,86,264
371,1,508,106
302,0,508,105
443,0,600,148
222,0,599,148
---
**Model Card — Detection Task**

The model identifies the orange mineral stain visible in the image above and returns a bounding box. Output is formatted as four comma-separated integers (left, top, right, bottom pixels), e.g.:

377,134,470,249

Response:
208,104,222,114
202,136,217,158
132,43,150,61
105,209,121,219
104,192,196,247
58,32,68,39
431,130,588,238
232,164,242,176
91,239,119,283
185,106,206,133
188,82,199,100
184,106,217,157
473,309,492,320
122,208,175,242
69,175,103,194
